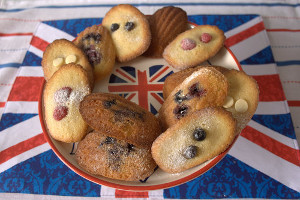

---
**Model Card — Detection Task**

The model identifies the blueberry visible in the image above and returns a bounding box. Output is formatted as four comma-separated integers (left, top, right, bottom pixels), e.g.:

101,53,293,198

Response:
127,143,134,153
103,99,116,108
104,136,115,144
94,34,101,43
183,145,197,159
193,127,206,141
111,23,120,32
174,90,186,103
173,104,189,119
125,22,135,31
186,83,206,99
84,45,102,64
82,33,101,43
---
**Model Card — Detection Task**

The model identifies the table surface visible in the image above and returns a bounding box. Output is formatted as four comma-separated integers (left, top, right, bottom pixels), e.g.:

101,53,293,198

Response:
0,0,299,199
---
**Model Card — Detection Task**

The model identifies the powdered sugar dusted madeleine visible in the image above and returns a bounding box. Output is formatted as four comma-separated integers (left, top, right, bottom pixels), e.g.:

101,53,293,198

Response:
163,25,225,70
42,39,94,87
74,25,116,81
144,6,188,58
75,131,157,181
102,4,151,62
43,64,91,143
79,93,162,148
159,67,228,130
163,65,229,99
152,107,236,173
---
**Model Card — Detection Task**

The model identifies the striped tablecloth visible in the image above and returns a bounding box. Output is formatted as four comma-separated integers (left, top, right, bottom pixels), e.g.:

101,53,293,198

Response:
0,0,299,199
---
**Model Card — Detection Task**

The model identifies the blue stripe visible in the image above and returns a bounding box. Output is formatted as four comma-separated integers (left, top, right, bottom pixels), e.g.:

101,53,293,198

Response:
1,2,299,12
276,60,300,66
252,114,296,139
240,46,275,65
0,113,38,132
189,14,258,34
164,154,300,198
43,18,102,37
0,150,100,196
22,51,42,66
0,63,21,68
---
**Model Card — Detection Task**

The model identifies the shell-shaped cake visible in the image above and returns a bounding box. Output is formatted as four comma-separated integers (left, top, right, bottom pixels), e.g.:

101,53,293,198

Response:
144,6,188,58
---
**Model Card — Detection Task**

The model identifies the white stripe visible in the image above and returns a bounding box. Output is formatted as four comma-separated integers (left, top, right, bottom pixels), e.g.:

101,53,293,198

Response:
277,66,300,100
241,63,278,76
28,45,43,58
35,23,75,43
255,101,289,115
0,143,50,174
0,35,31,51
225,16,262,38
0,115,42,152
0,50,27,65
248,120,298,149
5,101,39,114
0,67,18,102
229,136,300,192
0,20,39,34
148,189,164,198
230,31,270,62
100,185,115,198
18,66,44,77
0,67,18,84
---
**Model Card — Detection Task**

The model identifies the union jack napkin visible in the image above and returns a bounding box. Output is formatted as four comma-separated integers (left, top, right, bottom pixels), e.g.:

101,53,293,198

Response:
0,15,299,199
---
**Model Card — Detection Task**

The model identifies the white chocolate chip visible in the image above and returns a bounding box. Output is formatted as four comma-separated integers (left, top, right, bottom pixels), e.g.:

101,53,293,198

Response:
223,96,234,108
52,57,64,67
235,99,248,113
65,55,77,64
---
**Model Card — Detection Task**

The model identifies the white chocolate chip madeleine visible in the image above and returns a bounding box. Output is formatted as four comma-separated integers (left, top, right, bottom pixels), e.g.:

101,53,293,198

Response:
42,39,94,87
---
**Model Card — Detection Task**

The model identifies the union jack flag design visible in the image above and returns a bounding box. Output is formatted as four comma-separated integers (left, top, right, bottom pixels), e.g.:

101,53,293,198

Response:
0,15,299,199
107,63,173,114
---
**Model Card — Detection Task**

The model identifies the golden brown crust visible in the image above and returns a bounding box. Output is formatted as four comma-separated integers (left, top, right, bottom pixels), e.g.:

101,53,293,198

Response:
42,39,94,87
163,65,229,99
152,107,236,173
75,131,157,181
159,67,228,130
144,6,188,58
102,4,151,62
163,66,259,135
79,93,162,148
43,64,91,143
74,25,116,81
163,25,225,70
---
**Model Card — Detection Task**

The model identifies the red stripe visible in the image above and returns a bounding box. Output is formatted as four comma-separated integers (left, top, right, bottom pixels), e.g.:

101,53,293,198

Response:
0,32,33,37
31,35,49,52
288,100,300,107
126,93,136,101
0,102,5,108
108,70,164,110
8,76,44,101
0,133,46,164
225,21,265,47
241,126,300,166
252,74,286,101
267,29,300,32
116,68,136,83
149,66,169,82
115,190,148,198
151,92,164,105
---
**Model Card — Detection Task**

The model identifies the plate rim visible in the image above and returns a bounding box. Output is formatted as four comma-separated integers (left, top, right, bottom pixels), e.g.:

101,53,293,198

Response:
39,19,242,190
38,46,242,191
